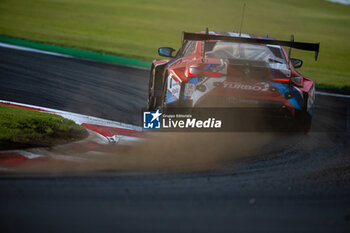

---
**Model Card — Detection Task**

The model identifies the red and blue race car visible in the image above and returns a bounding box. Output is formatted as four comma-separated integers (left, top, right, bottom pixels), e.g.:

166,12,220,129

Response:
148,30,319,132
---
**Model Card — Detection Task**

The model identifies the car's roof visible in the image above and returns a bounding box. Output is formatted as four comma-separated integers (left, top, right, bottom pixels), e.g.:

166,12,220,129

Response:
195,31,283,50
198,31,275,40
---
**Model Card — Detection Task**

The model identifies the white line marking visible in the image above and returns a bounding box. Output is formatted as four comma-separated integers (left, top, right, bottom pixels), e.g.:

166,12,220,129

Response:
316,91,350,99
325,0,350,6
0,42,73,58
0,42,150,70
0,99,142,132
19,151,43,159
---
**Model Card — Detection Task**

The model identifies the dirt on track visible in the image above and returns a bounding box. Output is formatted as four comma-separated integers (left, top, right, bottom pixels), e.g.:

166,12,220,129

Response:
5,132,276,173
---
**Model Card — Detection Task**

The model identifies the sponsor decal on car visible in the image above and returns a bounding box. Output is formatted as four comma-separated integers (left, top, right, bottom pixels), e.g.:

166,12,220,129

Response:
167,75,181,104
184,83,196,96
222,81,269,91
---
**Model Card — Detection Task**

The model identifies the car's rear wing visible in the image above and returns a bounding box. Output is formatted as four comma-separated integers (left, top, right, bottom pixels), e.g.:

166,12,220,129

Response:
182,32,320,61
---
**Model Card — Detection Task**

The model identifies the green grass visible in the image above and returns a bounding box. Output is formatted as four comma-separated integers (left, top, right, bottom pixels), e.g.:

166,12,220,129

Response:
0,105,88,149
0,0,349,88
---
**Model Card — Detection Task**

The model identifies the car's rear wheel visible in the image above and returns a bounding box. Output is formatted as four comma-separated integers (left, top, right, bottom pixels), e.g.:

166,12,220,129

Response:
160,71,168,112
293,110,312,133
147,67,156,111
291,92,313,133
148,66,164,111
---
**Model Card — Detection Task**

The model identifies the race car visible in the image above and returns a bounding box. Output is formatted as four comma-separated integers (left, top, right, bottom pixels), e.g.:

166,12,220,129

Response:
148,30,319,132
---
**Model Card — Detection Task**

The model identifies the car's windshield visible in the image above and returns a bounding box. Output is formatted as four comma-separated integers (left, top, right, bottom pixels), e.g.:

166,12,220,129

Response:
205,41,286,64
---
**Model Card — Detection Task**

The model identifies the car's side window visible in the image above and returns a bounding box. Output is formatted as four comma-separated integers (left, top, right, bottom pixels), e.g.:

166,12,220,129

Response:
269,47,285,61
175,41,196,58
183,41,196,57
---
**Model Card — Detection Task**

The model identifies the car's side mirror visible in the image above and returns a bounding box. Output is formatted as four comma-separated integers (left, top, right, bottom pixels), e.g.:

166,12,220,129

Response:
158,47,175,58
291,58,303,68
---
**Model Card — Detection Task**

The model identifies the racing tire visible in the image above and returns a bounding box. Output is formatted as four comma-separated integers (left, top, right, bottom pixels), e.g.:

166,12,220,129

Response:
293,110,312,133
160,71,168,112
147,67,155,111
147,66,163,111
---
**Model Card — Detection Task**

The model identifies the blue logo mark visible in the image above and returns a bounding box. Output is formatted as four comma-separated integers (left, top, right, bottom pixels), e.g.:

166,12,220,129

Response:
143,110,162,129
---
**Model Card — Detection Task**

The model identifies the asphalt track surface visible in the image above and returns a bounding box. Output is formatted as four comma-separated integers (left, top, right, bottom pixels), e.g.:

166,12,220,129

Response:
0,46,350,232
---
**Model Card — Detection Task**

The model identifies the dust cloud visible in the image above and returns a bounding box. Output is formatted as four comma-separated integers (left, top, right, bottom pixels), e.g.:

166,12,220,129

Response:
8,132,277,174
